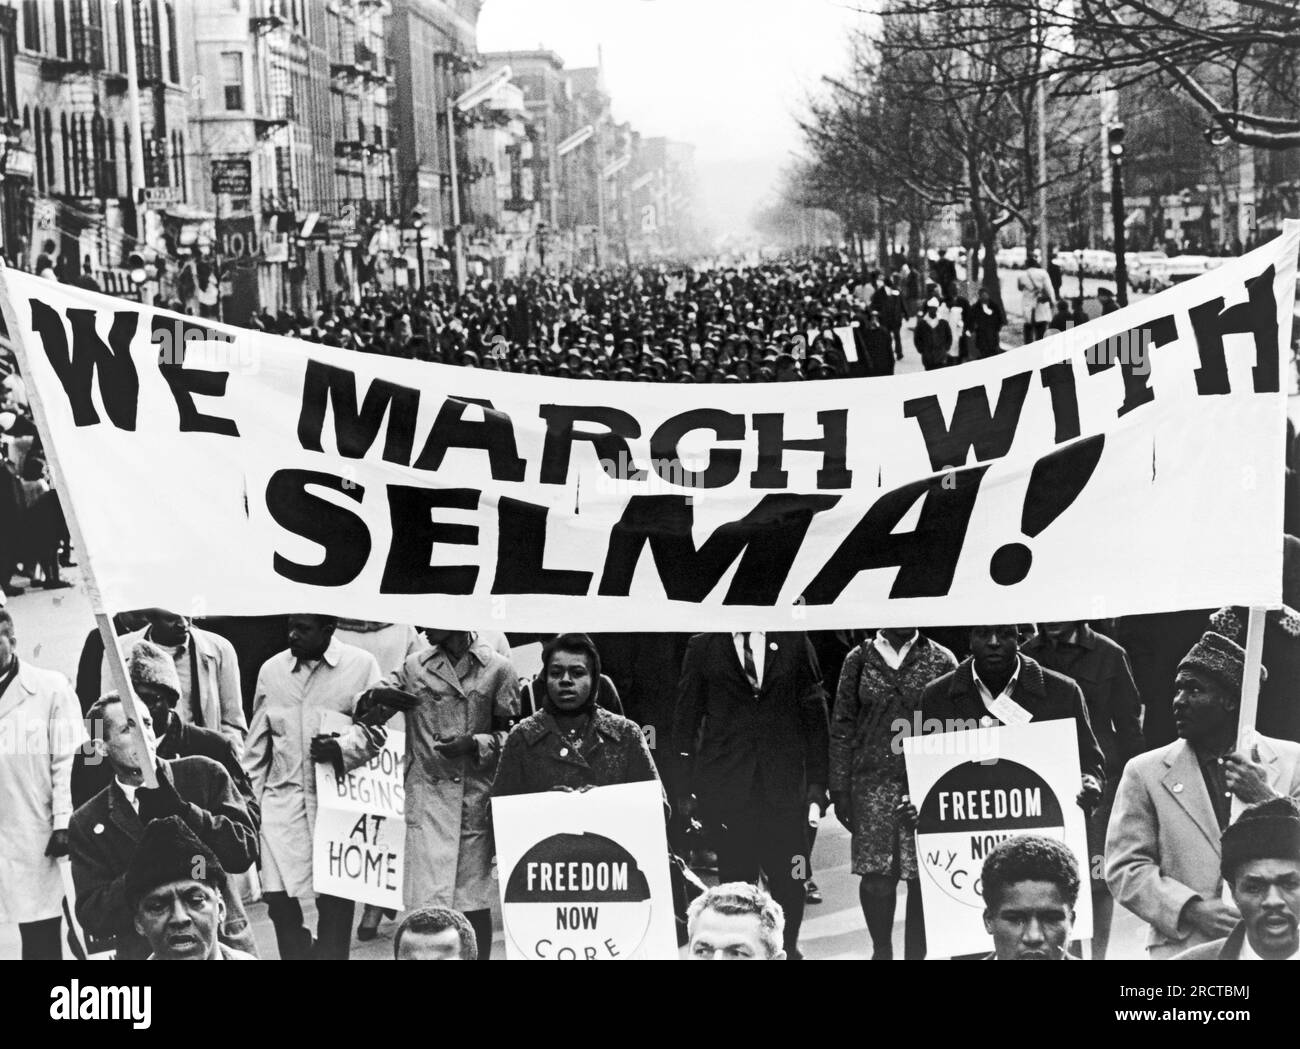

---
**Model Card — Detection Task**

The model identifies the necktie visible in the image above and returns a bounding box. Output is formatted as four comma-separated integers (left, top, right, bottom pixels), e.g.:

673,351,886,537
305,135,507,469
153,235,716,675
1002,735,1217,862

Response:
742,633,760,693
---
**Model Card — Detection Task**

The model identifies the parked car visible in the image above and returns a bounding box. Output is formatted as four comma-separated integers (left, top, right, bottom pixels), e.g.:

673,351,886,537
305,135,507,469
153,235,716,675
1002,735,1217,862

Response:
1161,255,1223,286
1053,252,1080,276
1079,249,1116,278
997,245,1027,269
1127,252,1171,293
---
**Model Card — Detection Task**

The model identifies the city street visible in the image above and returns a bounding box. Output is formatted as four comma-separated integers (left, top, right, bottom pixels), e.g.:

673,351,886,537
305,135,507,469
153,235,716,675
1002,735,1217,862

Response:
2,0,1298,984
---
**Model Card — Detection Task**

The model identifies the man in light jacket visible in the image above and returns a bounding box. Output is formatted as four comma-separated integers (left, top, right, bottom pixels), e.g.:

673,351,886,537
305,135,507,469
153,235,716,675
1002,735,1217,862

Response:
1106,632,1300,958
244,614,384,960
0,608,83,958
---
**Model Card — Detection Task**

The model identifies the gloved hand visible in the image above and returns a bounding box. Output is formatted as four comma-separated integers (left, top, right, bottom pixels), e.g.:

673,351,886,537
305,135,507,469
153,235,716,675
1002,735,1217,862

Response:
310,733,344,774
358,687,421,718
45,829,69,858
137,764,186,823
433,734,477,759
806,783,830,817
830,791,854,831
896,797,919,831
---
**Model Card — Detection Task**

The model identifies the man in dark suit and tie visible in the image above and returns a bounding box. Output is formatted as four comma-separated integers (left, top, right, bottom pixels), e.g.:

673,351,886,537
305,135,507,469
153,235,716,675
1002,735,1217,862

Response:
672,631,830,959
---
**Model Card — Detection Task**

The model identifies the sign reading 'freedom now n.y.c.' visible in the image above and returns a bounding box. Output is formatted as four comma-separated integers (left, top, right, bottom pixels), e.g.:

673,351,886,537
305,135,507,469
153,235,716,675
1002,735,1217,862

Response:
0,226,1295,631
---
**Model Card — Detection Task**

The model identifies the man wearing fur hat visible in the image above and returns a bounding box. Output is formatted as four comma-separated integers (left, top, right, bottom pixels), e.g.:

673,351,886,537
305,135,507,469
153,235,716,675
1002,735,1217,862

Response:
70,691,259,959
1175,797,1300,960
1106,632,1300,958
126,816,255,961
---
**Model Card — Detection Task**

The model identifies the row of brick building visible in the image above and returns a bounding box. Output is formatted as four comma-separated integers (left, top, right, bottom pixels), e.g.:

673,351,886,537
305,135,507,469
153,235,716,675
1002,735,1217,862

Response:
0,0,699,323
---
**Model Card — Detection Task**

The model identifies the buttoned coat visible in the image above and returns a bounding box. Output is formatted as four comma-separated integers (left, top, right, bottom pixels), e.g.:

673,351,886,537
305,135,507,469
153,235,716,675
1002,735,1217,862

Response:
243,639,383,897
829,636,957,877
918,655,1107,788
377,635,519,911
672,632,829,820
0,661,83,923
492,706,660,799
1105,735,1300,955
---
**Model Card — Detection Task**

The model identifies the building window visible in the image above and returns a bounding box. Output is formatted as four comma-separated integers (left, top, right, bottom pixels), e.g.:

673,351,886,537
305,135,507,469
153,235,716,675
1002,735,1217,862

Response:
78,113,90,194
33,109,44,192
53,0,67,59
103,117,118,198
164,1,178,83
21,0,40,52
115,0,126,71
61,113,72,192
220,51,243,110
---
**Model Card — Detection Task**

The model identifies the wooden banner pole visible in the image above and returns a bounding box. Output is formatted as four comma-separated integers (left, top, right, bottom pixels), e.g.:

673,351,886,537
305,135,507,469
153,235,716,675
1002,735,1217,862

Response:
0,265,157,787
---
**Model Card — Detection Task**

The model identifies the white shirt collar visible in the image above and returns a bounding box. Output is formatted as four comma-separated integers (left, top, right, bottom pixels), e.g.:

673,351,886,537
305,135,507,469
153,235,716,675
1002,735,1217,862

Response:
973,656,1021,705
294,637,343,672
116,779,140,812
873,630,918,671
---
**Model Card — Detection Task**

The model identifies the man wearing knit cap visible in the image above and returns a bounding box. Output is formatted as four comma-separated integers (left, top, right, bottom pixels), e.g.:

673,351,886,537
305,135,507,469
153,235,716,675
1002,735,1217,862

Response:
1175,797,1300,960
127,816,255,960
74,641,257,819
1106,632,1300,958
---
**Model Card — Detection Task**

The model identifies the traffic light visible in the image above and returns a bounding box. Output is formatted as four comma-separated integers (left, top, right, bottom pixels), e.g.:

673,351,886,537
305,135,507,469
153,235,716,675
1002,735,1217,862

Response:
127,249,162,285
1107,124,1125,160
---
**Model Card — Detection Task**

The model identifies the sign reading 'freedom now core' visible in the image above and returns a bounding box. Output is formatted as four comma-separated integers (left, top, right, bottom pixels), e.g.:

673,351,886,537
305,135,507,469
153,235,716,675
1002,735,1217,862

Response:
0,225,1294,630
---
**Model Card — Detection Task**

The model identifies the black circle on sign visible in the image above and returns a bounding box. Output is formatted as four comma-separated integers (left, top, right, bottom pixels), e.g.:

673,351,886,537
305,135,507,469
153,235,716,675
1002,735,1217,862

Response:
918,759,1063,833
990,542,1032,586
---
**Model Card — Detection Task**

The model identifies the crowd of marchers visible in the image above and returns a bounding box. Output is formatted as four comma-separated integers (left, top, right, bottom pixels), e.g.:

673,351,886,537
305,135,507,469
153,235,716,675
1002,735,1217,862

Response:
1,604,1298,962
0,255,1297,962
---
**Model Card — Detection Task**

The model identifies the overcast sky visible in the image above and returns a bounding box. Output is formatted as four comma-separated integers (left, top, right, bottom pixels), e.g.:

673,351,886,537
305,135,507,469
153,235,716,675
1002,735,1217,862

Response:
478,0,866,241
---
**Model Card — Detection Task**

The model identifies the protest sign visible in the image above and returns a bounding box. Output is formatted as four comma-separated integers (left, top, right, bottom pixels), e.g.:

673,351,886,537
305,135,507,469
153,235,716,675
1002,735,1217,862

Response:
902,719,1092,958
491,780,677,960
0,224,1295,631
311,711,406,909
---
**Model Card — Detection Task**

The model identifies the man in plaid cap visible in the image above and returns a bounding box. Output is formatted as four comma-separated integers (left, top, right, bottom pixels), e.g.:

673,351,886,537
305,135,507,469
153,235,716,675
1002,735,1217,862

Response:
1106,632,1300,958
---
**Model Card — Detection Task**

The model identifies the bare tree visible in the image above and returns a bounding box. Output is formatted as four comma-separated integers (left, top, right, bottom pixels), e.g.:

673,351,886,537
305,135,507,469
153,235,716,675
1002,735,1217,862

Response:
856,0,1300,149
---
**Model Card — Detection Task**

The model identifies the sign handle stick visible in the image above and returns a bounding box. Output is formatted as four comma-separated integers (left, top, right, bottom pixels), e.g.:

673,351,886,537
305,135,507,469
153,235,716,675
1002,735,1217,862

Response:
1237,606,1266,752
0,264,157,787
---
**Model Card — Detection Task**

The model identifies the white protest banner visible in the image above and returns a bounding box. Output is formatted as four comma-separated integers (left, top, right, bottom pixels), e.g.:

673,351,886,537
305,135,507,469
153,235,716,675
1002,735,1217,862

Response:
902,720,1092,958
491,780,677,960
311,710,406,909
0,223,1295,631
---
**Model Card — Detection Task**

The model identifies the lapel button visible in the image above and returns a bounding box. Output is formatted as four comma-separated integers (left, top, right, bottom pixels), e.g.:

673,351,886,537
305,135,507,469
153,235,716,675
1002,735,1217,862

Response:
1173,783,1183,793
559,747,568,757
93,823,104,834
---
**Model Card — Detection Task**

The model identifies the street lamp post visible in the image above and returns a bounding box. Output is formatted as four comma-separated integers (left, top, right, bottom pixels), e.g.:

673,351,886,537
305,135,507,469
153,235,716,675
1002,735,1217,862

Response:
1108,125,1129,307
411,205,426,291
